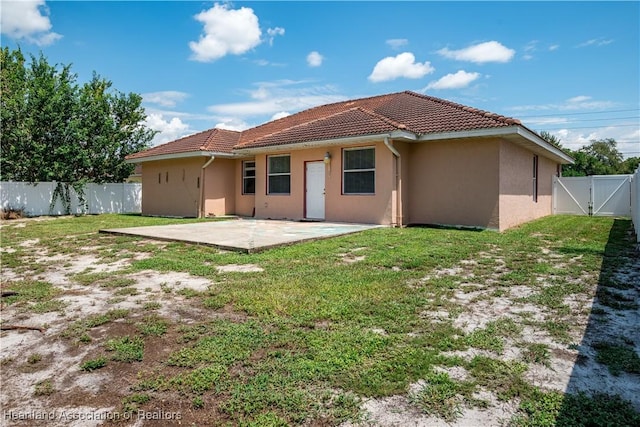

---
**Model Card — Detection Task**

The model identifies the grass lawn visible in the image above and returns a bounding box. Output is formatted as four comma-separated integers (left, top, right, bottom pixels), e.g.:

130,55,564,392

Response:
1,214,639,426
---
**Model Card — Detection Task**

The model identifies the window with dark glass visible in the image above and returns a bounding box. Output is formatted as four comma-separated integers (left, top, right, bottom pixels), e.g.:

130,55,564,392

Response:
343,148,375,194
267,155,290,194
242,161,256,194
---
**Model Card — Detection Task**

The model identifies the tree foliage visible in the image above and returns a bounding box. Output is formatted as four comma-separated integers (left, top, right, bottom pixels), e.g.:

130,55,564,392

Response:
0,47,155,188
539,131,563,149
539,132,639,176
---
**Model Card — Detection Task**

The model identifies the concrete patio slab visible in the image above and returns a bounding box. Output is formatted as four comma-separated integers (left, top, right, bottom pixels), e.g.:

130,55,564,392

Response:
100,219,381,253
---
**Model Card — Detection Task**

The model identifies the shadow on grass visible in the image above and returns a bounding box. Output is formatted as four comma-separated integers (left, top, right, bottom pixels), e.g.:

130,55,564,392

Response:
559,218,640,423
407,223,485,233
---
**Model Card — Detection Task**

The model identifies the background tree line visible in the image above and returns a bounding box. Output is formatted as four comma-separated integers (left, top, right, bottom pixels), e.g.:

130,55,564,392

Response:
539,131,639,176
1,47,155,186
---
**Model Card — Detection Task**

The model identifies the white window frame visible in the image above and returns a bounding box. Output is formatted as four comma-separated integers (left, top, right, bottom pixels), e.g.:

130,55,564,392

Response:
267,154,291,195
242,160,256,195
342,147,375,195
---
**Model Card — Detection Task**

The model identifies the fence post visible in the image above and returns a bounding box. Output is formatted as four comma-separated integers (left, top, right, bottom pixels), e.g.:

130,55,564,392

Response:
632,168,640,242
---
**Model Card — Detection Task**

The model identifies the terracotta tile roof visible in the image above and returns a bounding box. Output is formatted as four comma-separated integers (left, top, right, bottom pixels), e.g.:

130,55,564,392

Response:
126,127,240,160
235,91,520,149
241,107,404,148
128,91,523,159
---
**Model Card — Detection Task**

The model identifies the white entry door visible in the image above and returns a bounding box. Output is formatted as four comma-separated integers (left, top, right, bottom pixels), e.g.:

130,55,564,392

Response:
305,161,325,220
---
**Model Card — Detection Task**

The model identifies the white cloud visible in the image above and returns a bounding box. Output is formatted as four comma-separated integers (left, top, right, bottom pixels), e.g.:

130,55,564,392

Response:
549,44,560,51
425,70,481,90
209,96,336,117
144,113,192,146
437,41,515,64
0,0,62,46
208,81,345,119
214,118,250,131
577,38,614,48
559,96,617,110
189,3,262,62
509,96,616,112
368,52,435,83
307,51,324,67
386,38,408,50
252,59,286,67
521,107,639,158
524,117,569,126
250,86,270,100
522,40,537,60
566,95,591,104
266,27,285,46
271,111,290,121
142,91,189,108
540,126,639,158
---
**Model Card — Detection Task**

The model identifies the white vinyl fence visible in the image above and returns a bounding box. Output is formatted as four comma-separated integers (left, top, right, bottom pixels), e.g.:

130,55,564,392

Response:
1,182,141,216
553,175,632,217
632,168,640,242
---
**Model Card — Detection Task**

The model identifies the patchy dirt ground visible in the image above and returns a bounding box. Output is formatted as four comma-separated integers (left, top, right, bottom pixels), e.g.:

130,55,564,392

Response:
346,235,640,426
0,224,234,426
1,217,639,426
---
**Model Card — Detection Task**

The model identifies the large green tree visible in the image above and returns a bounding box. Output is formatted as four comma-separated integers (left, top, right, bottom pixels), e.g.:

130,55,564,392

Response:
0,47,155,187
0,48,30,181
563,138,633,176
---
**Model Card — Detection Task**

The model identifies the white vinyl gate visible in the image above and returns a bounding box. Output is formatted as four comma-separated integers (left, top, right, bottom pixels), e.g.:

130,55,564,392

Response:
553,175,632,216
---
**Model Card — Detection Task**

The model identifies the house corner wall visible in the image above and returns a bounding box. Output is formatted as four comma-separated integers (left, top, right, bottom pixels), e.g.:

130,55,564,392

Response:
140,158,203,217
498,141,557,230
203,158,236,217
395,140,411,226
407,138,500,229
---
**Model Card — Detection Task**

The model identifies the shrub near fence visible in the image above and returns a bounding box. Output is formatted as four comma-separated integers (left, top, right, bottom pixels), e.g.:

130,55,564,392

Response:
0,182,142,216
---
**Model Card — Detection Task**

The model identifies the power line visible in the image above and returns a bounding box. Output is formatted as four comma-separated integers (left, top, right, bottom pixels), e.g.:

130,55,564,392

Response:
516,108,640,118
540,124,639,130
555,116,639,123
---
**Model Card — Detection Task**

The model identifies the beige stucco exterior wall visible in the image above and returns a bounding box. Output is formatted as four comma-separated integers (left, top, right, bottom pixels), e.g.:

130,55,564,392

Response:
406,138,501,229
234,159,256,217
327,141,395,224
394,140,411,226
141,157,246,218
498,141,558,230
141,158,203,217
202,158,236,217
252,141,396,224
139,137,560,228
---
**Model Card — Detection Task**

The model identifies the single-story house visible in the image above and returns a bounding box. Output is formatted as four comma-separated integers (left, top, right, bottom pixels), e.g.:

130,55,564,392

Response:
126,91,573,231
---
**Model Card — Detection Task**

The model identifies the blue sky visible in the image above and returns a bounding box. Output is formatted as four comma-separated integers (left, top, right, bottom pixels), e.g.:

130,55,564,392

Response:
2,1,639,157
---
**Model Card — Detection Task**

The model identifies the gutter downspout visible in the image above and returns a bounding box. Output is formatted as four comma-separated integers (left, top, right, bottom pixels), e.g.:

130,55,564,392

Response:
383,136,403,227
199,155,215,218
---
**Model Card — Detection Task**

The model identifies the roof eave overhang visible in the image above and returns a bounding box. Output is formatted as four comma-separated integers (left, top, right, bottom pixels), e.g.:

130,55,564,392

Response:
128,126,574,164
416,126,574,164
233,131,417,155
125,150,236,163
